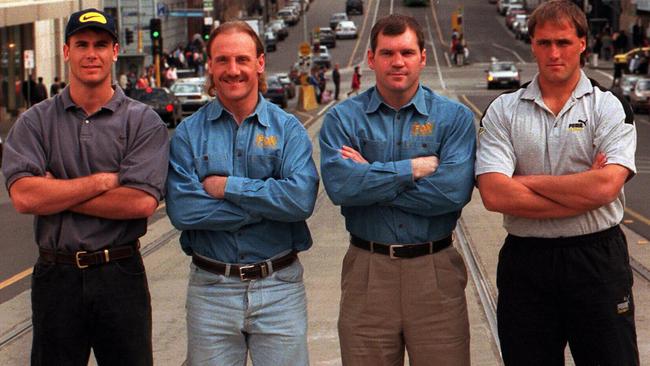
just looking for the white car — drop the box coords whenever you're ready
[170,82,211,115]
[312,45,332,69]
[486,60,521,89]
[335,20,358,39]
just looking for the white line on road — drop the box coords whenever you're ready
[492,42,526,64]
[390,0,394,14]
[347,0,376,68]
[362,0,383,67]
[594,69,613,80]
[425,14,447,90]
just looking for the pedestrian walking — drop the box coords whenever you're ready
[21,74,38,107]
[50,76,61,96]
[320,14,475,366]
[35,77,48,102]
[166,20,319,366]
[476,1,639,365]
[1,8,169,366]
[332,63,341,100]
[347,65,361,96]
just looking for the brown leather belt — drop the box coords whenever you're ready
[192,251,298,281]
[38,241,140,269]
[350,235,452,259]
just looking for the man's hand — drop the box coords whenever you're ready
[203,175,228,199]
[340,146,368,164]
[591,152,607,170]
[411,156,440,180]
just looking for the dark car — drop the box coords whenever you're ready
[346,0,364,15]
[264,76,288,108]
[314,27,336,48]
[276,72,296,99]
[264,31,277,52]
[130,87,183,128]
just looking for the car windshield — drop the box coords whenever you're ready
[491,63,515,72]
[622,77,639,87]
[172,84,201,94]
[132,89,168,102]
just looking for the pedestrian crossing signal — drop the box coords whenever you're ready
[125,28,134,45]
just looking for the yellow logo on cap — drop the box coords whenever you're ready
[79,12,107,24]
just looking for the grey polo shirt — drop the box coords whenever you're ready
[476,71,636,238]
[2,86,169,252]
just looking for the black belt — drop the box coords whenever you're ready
[38,241,140,269]
[350,235,452,259]
[192,251,298,281]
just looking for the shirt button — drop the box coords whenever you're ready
[240,255,245,260]
[237,152,242,157]
[237,232,242,236]
[396,115,400,120]
[84,120,90,124]
[398,224,404,228]
[397,141,401,146]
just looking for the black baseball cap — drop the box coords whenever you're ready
[65,8,118,43]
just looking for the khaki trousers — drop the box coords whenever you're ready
[338,244,470,366]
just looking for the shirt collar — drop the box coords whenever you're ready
[62,85,125,113]
[521,70,592,101]
[205,93,270,127]
[365,84,428,116]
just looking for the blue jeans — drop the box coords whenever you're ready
[186,259,309,366]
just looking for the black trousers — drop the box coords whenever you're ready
[497,226,639,366]
[31,253,153,366]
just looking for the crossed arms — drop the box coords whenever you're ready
[477,153,631,219]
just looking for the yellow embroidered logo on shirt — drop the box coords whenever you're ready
[411,122,434,136]
[256,134,278,148]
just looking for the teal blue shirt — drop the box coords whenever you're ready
[319,85,475,244]
[166,95,319,263]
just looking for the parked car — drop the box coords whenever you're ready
[510,14,528,33]
[130,87,183,128]
[170,82,211,115]
[497,0,524,15]
[268,19,288,40]
[330,12,348,30]
[276,72,296,99]
[629,78,650,112]
[264,31,277,52]
[314,27,336,48]
[335,20,358,39]
[313,45,332,69]
[486,60,521,89]
[619,74,641,100]
[278,8,299,26]
[346,0,364,15]
[263,75,288,108]
[505,6,526,29]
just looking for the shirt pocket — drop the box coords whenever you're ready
[359,138,388,162]
[193,153,231,181]
[401,137,440,160]
[247,153,281,180]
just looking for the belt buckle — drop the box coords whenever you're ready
[239,264,256,281]
[389,245,404,259]
[75,251,88,269]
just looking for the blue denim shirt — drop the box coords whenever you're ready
[319,85,476,244]
[166,95,319,263]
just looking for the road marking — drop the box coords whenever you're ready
[347,0,379,68]
[0,268,32,290]
[425,14,446,90]
[460,94,482,116]
[492,42,526,64]
[304,99,337,129]
[594,69,613,80]
[444,51,451,68]
[390,0,394,14]
[429,1,447,47]
[626,207,650,226]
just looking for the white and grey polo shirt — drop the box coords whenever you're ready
[476,71,637,238]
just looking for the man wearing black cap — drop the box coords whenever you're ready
[1,8,168,366]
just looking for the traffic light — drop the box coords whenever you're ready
[202,24,212,41]
[150,18,161,40]
[125,28,134,45]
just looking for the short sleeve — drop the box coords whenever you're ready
[594,92,637,176]
[475,96,517,177]
[2,113,46,190]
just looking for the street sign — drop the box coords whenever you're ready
[299,42,311,57]
[23,50,34,69]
